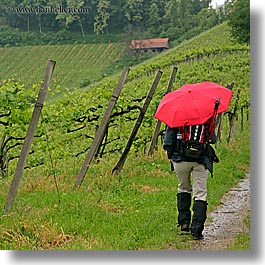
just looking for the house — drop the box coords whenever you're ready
[129,38,169,55]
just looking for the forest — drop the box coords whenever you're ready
[0,0,227,43]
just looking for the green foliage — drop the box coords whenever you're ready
[0,122,250,249]
[0,26,125,47]
[55,0,86,35]
[94,0,111,35]
[0,23,250,177]
[227,0,250,44]
[146,2,161,35]
[0,0,226,47]
[0,22,250,249]
[0,79,37,176]
[0,79,36,132]
[0,42,126,88]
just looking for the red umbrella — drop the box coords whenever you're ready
[154,81,233,127]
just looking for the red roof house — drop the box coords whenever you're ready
[130,38,169,55]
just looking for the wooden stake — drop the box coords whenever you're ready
[3,59,56,213]
[112,70,163,175]
[215,83,234,145]
[148,66,178,156]
[75,67,130,188]
[227,88,241,144]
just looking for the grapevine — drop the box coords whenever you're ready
[0,22,250,178]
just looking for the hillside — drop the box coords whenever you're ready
[0,42,125,88]
[0,22,250,250]
[40,22,249,165]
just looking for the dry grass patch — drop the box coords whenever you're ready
[0,219,71,250]
[97,202,124,214]
[130,183,165,193]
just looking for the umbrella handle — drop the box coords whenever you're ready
[213,98,220,117]
[208,98,220,142]
[214,99,220,111]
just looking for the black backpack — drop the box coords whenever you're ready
[177,124,210,161]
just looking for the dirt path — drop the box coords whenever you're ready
[190,173,250,250]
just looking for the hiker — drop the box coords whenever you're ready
[163,122,219,239]
[154,81,232,239]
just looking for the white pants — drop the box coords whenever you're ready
[172,161,208,201]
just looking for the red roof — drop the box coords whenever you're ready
[130,38,169,50]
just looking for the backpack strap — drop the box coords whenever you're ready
[183,126,188,140]
[204,123,210,144]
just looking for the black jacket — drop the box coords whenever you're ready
[163,126,219,176]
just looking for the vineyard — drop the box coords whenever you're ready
[20,22,249,173]
[0,22,250,250]
[0,42,125,89]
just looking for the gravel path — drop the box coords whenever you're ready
[190,173,250,250]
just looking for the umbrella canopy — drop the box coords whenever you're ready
[154,81,233,127]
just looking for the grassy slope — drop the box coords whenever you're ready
[0,23,250,250]
[0,42,125,89]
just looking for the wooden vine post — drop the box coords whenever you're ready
[112,70,163,175]
[0,134,8,178]
[215,82,234,145]
[3,59,56,213]
[75,67,130,188]
[148,66,178,156]
[227,88,241,144]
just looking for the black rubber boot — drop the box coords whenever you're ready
[177,192,191,231]
[190,200,207,239]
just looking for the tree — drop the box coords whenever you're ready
[17,0,33,32]
[165,0,179,28]
[227,0,250,44]
[197,7,219,31]
[107,0,127,34]
[94,0,111,35]
[146,1,161,35]
[0,0,220,43]
[56,0,86,36]
[213,0,234,23]
[178,0,193,31]
[124,0,144,28]
[17,0,48,33]
[191,0,209,14]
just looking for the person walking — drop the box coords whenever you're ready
[154,81,233,239]
[163,122,219,239]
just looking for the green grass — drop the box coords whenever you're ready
[226,214,250,250]
[0,117,250,250]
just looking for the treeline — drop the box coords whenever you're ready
[0,0,229,46]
